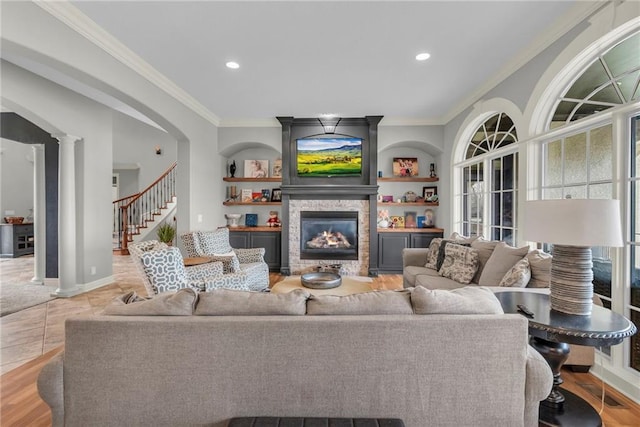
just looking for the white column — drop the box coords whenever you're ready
[31,144,46,284]
[54,134,81,297]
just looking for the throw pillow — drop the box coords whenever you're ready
[195,288,309,315]
[498,258,531,287]
[424,238,443,269]
[411,285,504,315]
[449,232,480,244]
[306,290,413,315]
[478,242,530,286]
[438,244,479,285]
[470,238,501,284]
[103,288,198,316]
[526,249,552,288]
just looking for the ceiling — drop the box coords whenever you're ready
[12,1,601,126]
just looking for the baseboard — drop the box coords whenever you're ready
[80,276,114,293]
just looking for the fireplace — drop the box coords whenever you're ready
[300,211,358,260]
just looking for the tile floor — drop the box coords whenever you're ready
[0,255,146,375]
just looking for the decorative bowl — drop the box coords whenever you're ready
[301,272,342,289]
[4,216,24,224]
[225,213,242,228]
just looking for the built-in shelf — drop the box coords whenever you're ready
[223,177,282,182]
[378,227,444,233]
[377,177,439,182]
[228,226,282,232]
[379,202,439,206]
[223,201,282,206]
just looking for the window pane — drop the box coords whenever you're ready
[589,183,612,199]
[590,124,613,181]
[616,71,640,103]
[565,59,609,99]
[492,158,502,191]
[545,140,563,186]
[564,133,587,184]
[543,188,563,199]
[502,192,514,227]
[590,83,623,104]
[603,32,640,78]
[503,153,516,190]
[563,185,587,199]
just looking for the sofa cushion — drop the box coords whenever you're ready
[470,239,501,284]
[438,244,479,284]
[449,231,480,244]
[478,242,529,286]
[526,249,552,288]
[195,288,309,315]
[415,274,465,290]
[499,258,531,288]
[411,285,504,314]
[403,265,438,287]
[307,290,413,315]
[103,288,198,316]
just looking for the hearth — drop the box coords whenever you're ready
[300,211,358,260]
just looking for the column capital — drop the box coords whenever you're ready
[32,144,45,153]
[52,133,82,144]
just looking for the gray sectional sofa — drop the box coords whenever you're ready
[38,287,552,427]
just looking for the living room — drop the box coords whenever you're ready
[1,1,639,425]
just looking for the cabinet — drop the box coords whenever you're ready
[0,223,35,258]
[377,228,443,273]
[229,227,281,271]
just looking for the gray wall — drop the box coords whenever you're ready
[0,138,34,219]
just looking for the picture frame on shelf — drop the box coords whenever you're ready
[391,215,405,228]
[251,192,263,202]
[381,195,394,203]
[404,211,417,228]
[261,189,270,201]
[272,159,282,178]
[393,157,418,177]
[241,189,253,202]
[423,186,438,200]
[244,160,269,178]
[245,213,258,227]
[417,215,426,228]
[271,188,282,202]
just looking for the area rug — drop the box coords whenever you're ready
[271,275,373,296]
[0,282,58,317]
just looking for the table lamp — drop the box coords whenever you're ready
[524,198,623,315]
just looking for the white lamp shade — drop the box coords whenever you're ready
[523,199,623,247]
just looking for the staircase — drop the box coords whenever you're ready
[113,162,177,254]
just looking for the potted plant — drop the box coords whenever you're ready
[157,223,176,245]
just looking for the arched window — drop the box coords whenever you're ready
[459,113,519,245]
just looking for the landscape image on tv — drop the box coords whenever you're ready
[296,137,362,176]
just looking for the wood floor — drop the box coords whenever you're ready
[1,257,639,426]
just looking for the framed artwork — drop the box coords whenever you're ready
[391,215,405,228]
[251,192,262,202]
[393,157,418,177]
[381,195,394,203]
[272,159,282,178]
[423,186,438,199]
[241,189,253,202]
[244,160,269,178]
[404,211,417,228]
[245,213,258,227]
[424,209,435,227]
[271,188,282,202]
[296,137,362,176]
[417,215,426,228]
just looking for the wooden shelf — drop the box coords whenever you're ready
[379,202,439,207]
[378,227,444,233]
[228,226,282,232]
[223,177,282,182]
[377,177,439,182]
[223,201,282,206]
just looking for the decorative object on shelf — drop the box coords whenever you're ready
[424,209,435,227]
[377,209,390,228]
[245,213,258,227]
[26,208,34,223]
[404,191,417,202]
[296,137,362,177]
[267,211,281,227]
[241,189,252,202]
[423,186,438,200]
[261,189,270,202]
[430,162,437,178]
[404,211,417,228]
[426,194,439,203]
[4,216,24,224]
[393,157,418,177]
[228,185,238,201]
[523,198,623,315]
[229,160,236,178]
[156,223,176,245]
[417,215,425,228]
[391,215,405,228]
[272,158,282,178]
[271,188,282,202]
[244,160,269,178]
[251,192,262,202]
[381,195,393,203]
[225,213,242,228]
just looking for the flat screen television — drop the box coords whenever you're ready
[296,137,362,177]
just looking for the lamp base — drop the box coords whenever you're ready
[550,245,593,315]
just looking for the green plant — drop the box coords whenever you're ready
[156,223,176,244]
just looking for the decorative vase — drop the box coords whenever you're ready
[378,219,389,228]
[229,160,236,178]
[225,213,242,227]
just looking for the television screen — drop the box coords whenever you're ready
[296,137,362,177]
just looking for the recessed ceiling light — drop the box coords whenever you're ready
[226,61,240,69]
[415,52,431,61]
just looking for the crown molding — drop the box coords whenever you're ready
[378,117,443,127]
[440,1,606,125]
[35,1,221,127]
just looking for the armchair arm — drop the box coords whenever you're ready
[234,247,266,264]
[402,248,430,268]
[37,351,65,427]
[525,344,553,403]
[185,261,224,280]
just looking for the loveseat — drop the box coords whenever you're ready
[38,287,552,427]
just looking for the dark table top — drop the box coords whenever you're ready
[495,291,637,347]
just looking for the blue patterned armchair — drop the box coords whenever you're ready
[181,227,270,291]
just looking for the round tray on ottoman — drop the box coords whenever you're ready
[301,272,342,289]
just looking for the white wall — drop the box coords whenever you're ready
[0,138,34,219]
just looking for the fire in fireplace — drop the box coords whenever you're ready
[300,211,358,260]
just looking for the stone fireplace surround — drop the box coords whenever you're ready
[277,116,383,276]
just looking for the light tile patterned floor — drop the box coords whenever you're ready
[0,255,146,375]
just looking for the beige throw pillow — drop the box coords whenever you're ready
[411,285,504,315]
[499,258,531,287]
[195,288,309,315]
[478,243,529,286]
[526,249,552,288]
[307,290,413,315]
[438,244,479,284]
[103,288,198,316]
[424,238,444,269]
[470,239,501,284]
[449,232,480,244]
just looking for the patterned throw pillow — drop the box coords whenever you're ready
[424,238,444,269]
[438,244,480,284]
[499,258,531,287]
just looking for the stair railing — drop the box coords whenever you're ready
[113,162,177,253]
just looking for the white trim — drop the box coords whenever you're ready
[35,1,221,127]
[79,275,115,294]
